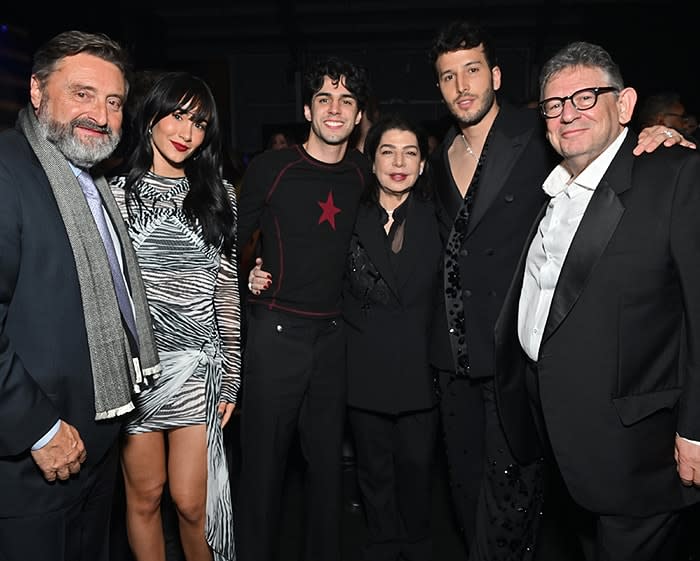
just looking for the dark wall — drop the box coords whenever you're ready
[2,4,695,153]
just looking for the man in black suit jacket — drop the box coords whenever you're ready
[495,41,700,561]
[0,31,159,561]
[428,19,695,561]
[428,21,552,561]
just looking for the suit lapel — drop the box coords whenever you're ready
[433,127,464,230]
[467,111,536,235]
[542,138,635,343]
[354,204,400,298]
[497,202,547,345]
[468,130,528,235]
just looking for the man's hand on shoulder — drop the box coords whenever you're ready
[31,420,87,482]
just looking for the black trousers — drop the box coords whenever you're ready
[236,307,346,561]
[0,441,119,561]
[348,406,438,561]
[523,362,685,561]
[438,372,543,561]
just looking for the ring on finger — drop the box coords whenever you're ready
[664,129,674,138]
[248,281,254,291]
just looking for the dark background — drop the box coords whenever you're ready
[1,1,696,156]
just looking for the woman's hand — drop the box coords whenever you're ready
[634,125,696,155]
[217,402,236,428]
[247,257,272,295]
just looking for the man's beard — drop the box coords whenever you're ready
[36,106,121,169]
[453,87,497,128]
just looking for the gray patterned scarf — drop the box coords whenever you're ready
[17,105,161,419]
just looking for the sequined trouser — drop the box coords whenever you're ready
[439,373,544,561]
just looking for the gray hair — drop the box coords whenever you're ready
[539,41,624,99]
[32,30,131,96]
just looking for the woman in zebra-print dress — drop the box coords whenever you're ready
[109,71,240,561]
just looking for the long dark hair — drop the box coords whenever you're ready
[362,113,433,204]
[121,71,236,258]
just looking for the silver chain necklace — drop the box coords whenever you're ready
[460,134,478,160]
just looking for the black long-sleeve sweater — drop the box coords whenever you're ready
[238,144,370,318]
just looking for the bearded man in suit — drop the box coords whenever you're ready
[0,30,159,561]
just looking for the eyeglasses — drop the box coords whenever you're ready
[539,86,619,119]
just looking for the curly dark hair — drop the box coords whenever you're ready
[302,56,370,111]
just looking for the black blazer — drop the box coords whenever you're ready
[495,132,700,516]
[430,102,555,377]
[343,195,442,414]
[0,129,121,517]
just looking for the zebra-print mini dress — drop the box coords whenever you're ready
[110,172,241,561]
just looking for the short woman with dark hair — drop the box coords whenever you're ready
[344,113,442,561]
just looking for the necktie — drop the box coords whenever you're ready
[77,171,139,348]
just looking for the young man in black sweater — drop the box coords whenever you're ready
[235,56,371,561]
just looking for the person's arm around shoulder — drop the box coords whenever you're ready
[634,125,696,155]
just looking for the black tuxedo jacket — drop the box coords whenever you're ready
[343,195,442,414]
[0,129,121,518]
[495,132,700,516]
[430,102,555,377]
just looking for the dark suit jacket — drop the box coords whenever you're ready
[430,102,555,377]
[495,132,700,516]
[343,195,442,414]
[0,128,121,517]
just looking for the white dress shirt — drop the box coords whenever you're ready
[518,129,628,361]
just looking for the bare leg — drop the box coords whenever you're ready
[121,432,168,561]
[168,424,212,561]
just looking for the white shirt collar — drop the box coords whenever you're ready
[542,127,629,197]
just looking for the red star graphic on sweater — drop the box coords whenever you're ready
[317,191,341,230]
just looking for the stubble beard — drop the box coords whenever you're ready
[36,103,121,169]
[451,87,497,129]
